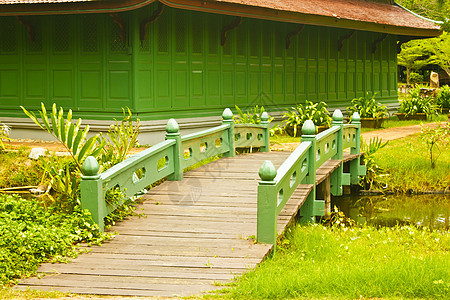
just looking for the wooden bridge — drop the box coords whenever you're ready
[17,109,365,297]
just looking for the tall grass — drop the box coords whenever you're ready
[220,225,450,299]
[373,134,450,193]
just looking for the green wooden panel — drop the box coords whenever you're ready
[137,70,152,104]
[107,70,131,109]
[79,69,102,109]
[24,69,47,108]
[0,69,19,99]
[52,68,74,108]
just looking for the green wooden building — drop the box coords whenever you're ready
[0,0,441,141]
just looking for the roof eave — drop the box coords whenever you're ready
[0,0,442,38]
[160,0,442,37]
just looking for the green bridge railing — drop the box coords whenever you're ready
[256,109,366,245]
[80,108,270,231]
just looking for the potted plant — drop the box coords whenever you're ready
[346,92,388,128]
[282,100,332,137]
[394,84,438,120]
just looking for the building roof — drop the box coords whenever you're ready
[0,0,442,37]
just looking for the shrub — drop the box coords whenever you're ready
[282,100,331,136]
[437,85,450,110]
[346,92,388,120]
[399,84,438,117]
[0,194,109,285]
[233,105,273,124]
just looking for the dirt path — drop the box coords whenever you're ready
[273,122,447,151]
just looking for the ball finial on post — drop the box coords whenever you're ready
[332,109,344,122]
[302,120,316,136]
[259,160,277,182]
[222,108,233,121]
[261,111,269,122]
[166,118,179,134]
[351,112,361,123]
[82,156,100,177]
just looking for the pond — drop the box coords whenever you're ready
[333,193,450,231]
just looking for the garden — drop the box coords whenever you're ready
[2,87,449,298]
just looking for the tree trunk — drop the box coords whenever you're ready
[406,67,411,85]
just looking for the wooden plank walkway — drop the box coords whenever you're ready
[17,151,358,297]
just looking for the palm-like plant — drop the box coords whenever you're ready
[346,92,388,120]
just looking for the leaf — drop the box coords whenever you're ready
[20,106,45,131]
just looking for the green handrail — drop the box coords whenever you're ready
[256,109,365,245]
[80,108,270,231]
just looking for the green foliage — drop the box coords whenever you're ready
[427,31,450,78]
[399,84,438,116]
[408,71,424,84]
[346,92,388,120]
[282,100,332,137]
[21,103,105,171]
[222,224,450,299]
[361,137,388,190]
[397,0,450,27]
[373,133,450,193]
[233,105,273,124]
[0,194,110,285]
[419,123,450,169]
[0,150,45,189]
[99,108,141,171]
[398,39,434,85]
[0,123,11,151]
[437,85,450,109]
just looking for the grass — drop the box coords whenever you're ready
[217,224,450,299]
[373,133,450,193]
[0,148,45,189]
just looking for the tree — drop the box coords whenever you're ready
[398,40,433,84]
[427,32,450,77]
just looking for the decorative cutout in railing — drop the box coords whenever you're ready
[80,108,270,231]
[256,109,366,245]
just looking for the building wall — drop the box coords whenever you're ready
[0,3,398,121]
[0,13,133,120]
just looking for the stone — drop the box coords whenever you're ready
[28,147,47,160]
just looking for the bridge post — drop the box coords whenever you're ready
[165,118,183,181]
[299,120,316,224]
[80,156,105,231]
[222,108,235,157]
[350,112,364,184]
[257,160,277,244]
[330,109,344,196]
[260,112,270,152]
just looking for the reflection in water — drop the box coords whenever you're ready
[333,194,450,230]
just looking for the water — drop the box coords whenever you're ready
[333,194,450,230]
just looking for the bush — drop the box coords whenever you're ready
[437,85,450,110]
[399,84,438,117]
[0,194,109,285]
[409,71,424,84]
[282,100,331,136]
[346,92,388,120]
[233,105,273,124]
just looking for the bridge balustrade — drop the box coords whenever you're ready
[80,108,270,231]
